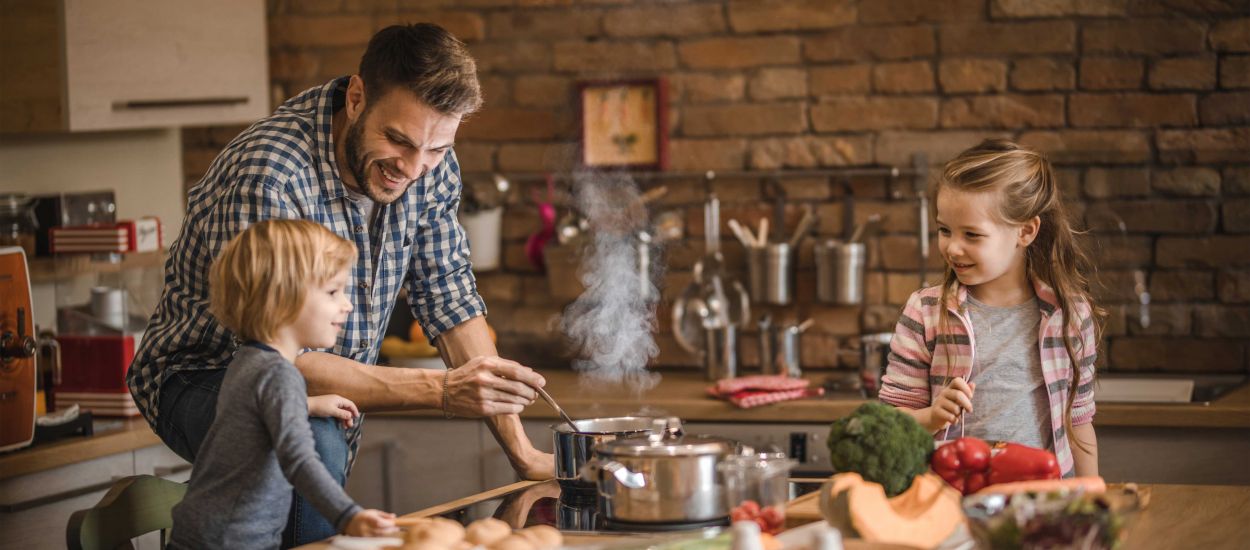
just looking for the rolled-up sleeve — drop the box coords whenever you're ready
[406,150,487,341]
[879,292,934,410]
[1070,305,1099,426]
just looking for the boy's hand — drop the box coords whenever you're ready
[345,509,397,537]
[308,394,360,429]
[923,379,976,432]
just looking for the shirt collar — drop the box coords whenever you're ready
[948,277,1061,317]
[315,76,352,204]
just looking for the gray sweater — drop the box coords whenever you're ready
[169,344,361,549]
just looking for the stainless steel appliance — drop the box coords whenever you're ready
[552,416,658,494]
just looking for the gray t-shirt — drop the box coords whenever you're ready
[169,344,361,549]
[960,295,1052,451]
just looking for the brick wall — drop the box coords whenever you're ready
[184,0,1250,374]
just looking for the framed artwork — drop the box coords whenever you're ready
[578,78,668,170]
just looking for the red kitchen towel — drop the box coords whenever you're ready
[706,375,825,409]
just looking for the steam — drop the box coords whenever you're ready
[560,173,662,393]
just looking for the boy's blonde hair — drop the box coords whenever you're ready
[209,219,357,342]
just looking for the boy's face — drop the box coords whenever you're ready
[294,267,353,350]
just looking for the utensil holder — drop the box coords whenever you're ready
[746,243,793,306]
[815,240,866,305]
[460,206,502,272]
[703,325,739,381]
[758,325,801,378]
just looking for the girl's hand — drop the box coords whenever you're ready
[307,394,359,429]
[922,379,976,432]
[345,509,397,537]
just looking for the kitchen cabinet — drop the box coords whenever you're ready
[0,443,190,549]
[0,0,268,134]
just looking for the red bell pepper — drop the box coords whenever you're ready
[931,437,992,495]
[987,443,1061,485]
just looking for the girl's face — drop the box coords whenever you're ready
[294,267,353,350]
[936,188,1038,296]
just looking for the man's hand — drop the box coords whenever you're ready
[444,356,546,417]
[307,394,360,429]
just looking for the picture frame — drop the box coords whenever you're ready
[577,78,668,170]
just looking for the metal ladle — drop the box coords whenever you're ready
[536,385,579,433]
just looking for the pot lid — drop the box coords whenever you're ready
[595,434,738,457]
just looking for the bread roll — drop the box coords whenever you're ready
[517,525,563,549]
[465,517,512,546]
[489,534,536,550]
[406,517,465,545]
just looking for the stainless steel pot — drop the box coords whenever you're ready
[584,418,740,524]
[552,416,665,493]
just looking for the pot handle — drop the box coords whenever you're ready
[582,458,647,495]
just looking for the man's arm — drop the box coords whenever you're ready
[437,316,555,481]
[295,352,441,411]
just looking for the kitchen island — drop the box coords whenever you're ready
[295,478,1250,549]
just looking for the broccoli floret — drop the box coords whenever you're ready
[827,401,934,497]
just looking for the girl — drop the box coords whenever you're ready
[879,139,1101,478]
[170,220,396,549]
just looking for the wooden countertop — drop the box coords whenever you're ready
[295,480,1250,550]
[385,368,1250,429]
[0,418,159,481]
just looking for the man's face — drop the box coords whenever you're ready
[342,84,462,204]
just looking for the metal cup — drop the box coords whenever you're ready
[760,324,802,378]
[747,243,793,305]
[859,332,893,399]
[703,325,738,381]
[815,240,866,305]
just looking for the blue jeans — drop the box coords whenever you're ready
[156,369,348,548]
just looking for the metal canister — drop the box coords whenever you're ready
[703,325,738,381]
[815,240,866,305]
[859,332,893,398]
[746,243,793,305]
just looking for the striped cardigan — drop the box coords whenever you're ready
[879,279,1098,478]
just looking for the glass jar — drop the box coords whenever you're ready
[719,452,797,535]
[0,193,38,257]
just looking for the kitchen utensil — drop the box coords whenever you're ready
[858,332,893,399]
[536,386,578,434]
[814,239,867,305]
[552,416,661,494]
[787,208,815,250]
[757,315,775,375]
[651,210,684,243]
[585,418,740,524]
[727,219,756,248]
[672,197,751,376]
[746,242,794,306]
[0,246,37,451]
[720,452,798,535]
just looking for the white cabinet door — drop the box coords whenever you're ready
[61,0,268,131]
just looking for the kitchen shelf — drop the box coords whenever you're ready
[28,250,167,284]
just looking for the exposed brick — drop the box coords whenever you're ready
[475,272,523,304]
[859,0,986,23]
[497,142,577,172]
[458,108,561,141]
[877,235,947,270]
[1127,305,1193,336]
[939,59,1008,94]
[452,143,496,172]
[1157,236,1250,267]
[940,95,1066,128]
[1011,58,1076,91]
[668,138,749,171]
[674,73,745,103]
[1194,305,1250,338]
[269,51,320,81]
[1069,93,1196,127]
[1093,270,1141,303]
[873,61,935,94]
[1226,198,1250,232]
[1086,200,1217,234]
[513,75,570,108]
[679,36,801,69]
[811,97,938,132]
[1211,18,1250,52]
[804,26,935,62]
[1079,233,1153,268]
[487,10,600,39]
[728,0,856,32]
[990,0,1129,17]
[1103,305,1128,337]
[863,304,904,333]
[479,75,510,108]
[1228,167,1250,195]
[1218,270,1250,303]
[1151,270,1217,302]
[855,201,926,234]
[1083,18,1207,54]
[1199,92,1250,125]
[1078,58,1143,90]
[1019,130,1151,163]
[810,65,872,95]
[1221,56,1250,89]
[773,178,834,201]
[503,242,539,272]
[1110,338,1245,372]
[886,273,923,305]
[748,136,874,169]
[748,68,809,101]
[269,15,374,47]
[683,103,806,136]
[379,12,487,42]
[1084,167,1151,198]
[603,3,726,37]
[1149,57,1217,90]
[813,203,846,237]
[941,22,1077,55]
[1152,167,1221,197]
[470,41,551,73]
[807,305,864,336]
[1157,128,1250,163]
[875,130,1013,165]
[801,333,843,367]
[553,40,676,72]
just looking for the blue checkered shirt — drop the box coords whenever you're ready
[127,77,486,430]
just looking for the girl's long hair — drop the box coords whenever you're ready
[934,139,1104,452]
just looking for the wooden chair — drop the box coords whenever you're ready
[66,475,187,550]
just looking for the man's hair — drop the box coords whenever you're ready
[358,23,483,116]
[209,219,356,343]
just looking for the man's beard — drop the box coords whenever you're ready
[343,113,409,205]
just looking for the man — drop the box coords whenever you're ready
[128,23,554,547]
